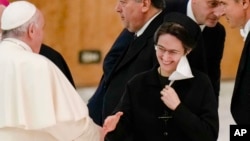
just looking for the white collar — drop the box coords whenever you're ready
[240,20,250,41]
[2,38,33,52]
[187,0,205,31]
[135,10,162,37]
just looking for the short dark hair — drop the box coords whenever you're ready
[154,21,200,53]
[135,0,165,9]
[154,12,202,52]
[151,0,166,9]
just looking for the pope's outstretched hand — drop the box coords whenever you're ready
[102,111,123,137]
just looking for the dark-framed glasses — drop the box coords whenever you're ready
[155,44,181,56]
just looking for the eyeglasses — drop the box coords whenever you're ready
[155,44,182,56]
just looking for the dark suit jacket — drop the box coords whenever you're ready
[103,29,134,79]
[101,11,164,121]
[231,34,250,124]
[107,67,218,141]
[87,29,134,124]
[165,0,226,100]
[39,44,75,87]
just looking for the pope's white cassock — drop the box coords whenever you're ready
[0,38,101,141]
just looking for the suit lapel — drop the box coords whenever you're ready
[116,36,147,68]
[234,34,250,90]
[113,11,164,74]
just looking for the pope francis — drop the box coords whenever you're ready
[0,1,121,141]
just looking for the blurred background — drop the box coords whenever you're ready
[10,0,243,87]
[10,0,241,140]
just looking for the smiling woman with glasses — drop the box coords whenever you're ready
[105,13,219,141]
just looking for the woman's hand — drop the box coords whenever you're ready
[160,85,181,110]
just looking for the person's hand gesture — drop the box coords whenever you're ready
[102,111,123,137]
[160,85,181,110]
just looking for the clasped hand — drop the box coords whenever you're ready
[160,85,181,110]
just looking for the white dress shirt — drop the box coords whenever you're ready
[240,20,250,41]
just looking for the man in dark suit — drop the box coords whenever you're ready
[40,44,75,88]
[165,0,226,103]
[219,0,250,124]
[88,0,166,125]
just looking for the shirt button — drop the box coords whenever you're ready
[163,132,168,136]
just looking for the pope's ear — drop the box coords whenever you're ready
[27,23,36,39]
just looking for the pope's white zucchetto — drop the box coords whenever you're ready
[1,1,36,30]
